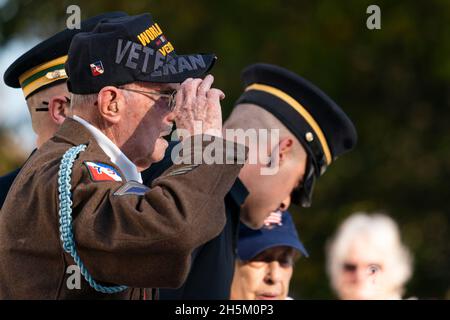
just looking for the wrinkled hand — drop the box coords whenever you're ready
[174,74,224,138]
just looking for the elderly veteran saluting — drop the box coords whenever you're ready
[0,13,245,299]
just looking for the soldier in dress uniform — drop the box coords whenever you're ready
[143,63,358,299]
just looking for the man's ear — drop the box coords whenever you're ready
[97,86,124,124]
[48,95,70,125]
[264,137,294,169]
[269,137,294,166]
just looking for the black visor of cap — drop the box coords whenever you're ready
[66,13,216,94]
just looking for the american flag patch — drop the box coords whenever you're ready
[263,211,283,229]
[155,35,167,46]
[84,161,123,182]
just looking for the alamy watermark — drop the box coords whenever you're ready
[366,5,381,30]
[66,5,81,30]
[66,265,81,290]
[169,122,281,175]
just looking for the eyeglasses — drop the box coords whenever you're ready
[247,247,299,269]
[249,257,295,269]
[119,87,177,111]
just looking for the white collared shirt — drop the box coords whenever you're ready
[72,115,143,183]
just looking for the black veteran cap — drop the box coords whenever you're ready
[235,63,357,207]
[66,13,217,94]
[3,12,128,99]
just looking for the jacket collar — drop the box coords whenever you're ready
[54,117,142,183]
[54,117,93,147]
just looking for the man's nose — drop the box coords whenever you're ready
[279,195,291,212]
[265,262,283,284]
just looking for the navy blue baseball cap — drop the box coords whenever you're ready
[4,11,128,98]
[237,212,309,261]
[66,13,217,94]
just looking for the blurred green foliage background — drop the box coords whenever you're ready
[0,0,449,299]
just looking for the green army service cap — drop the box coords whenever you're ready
[3,12,128,99]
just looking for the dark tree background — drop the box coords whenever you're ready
[0,0,448,299]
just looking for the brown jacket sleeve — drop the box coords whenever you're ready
[69,135,245,288]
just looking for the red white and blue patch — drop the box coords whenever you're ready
[90,61,104,76]
[155,35,167,46]
[84,161,123,182]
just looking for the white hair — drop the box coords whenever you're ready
[69,83,138,114]
[69,93,97,112]
[326,212,413,296]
